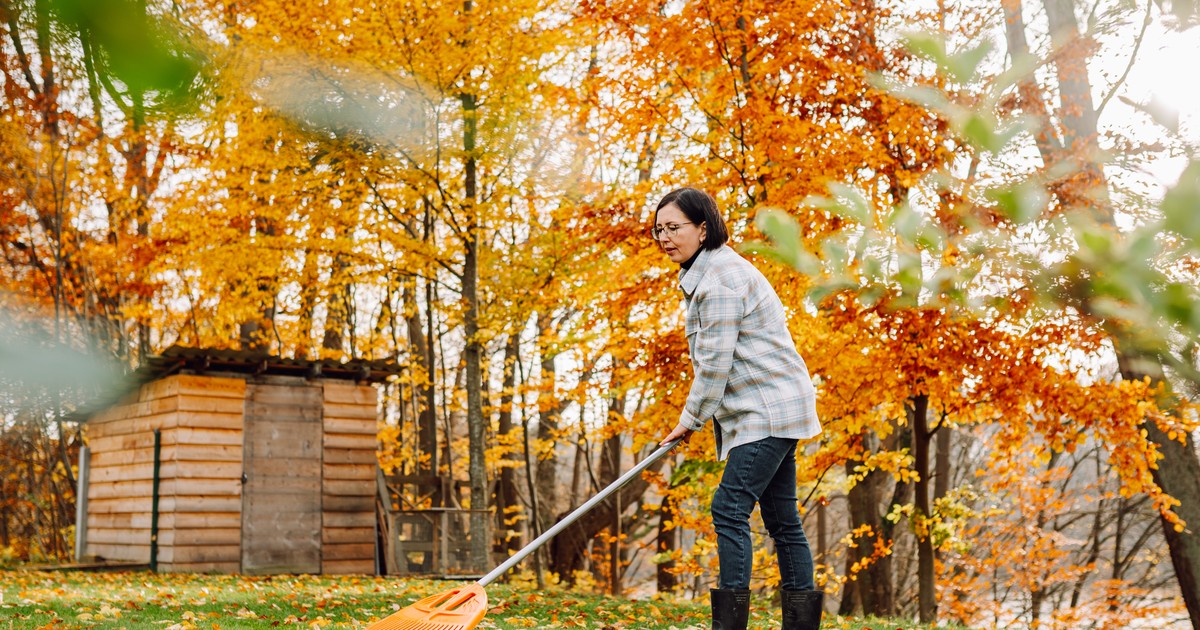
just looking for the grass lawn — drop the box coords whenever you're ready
[0,570,968,629]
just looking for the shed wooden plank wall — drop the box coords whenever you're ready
[321,382,378,574]
[86,375,245,572]
[157,376,245,572]
[86,388,173,563]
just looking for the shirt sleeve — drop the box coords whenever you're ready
[679,283,744,431]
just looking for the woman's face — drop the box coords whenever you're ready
[655,203,706,264]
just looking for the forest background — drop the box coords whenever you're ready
[2,0,1200,628]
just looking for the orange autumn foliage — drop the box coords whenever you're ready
[0,2,1192,626]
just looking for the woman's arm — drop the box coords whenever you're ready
[678,283,743,431]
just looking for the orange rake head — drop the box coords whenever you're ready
[366,583,489,630]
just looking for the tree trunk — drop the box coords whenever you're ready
[34,0,58,136]
[495,331,523,555]
[934,419,951,502]
[909,394,936,623]
[1029,451,1061,627]
[403,277,439,491]
[130,85,151,360]
[838,547,859,615]
[1000,0,1063,164]
[422,204,440,481]
[1146,421,1200,628]
[460,85,491,569]
[295,247,321,359]
[845,431,898,617]
[1042,0,1110,221]
[1123,361,1200,629]
[600,383,626,594]
[656,493,678,593]
[520,355,546,588]
[535,312,564,530]
[319,254,350,355]
[817,496,828,564]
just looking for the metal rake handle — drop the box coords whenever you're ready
[478,437,684,587]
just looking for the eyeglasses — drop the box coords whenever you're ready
[650,222,694,240]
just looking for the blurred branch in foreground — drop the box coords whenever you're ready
[0,306,124,418]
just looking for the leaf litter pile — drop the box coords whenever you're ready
[0,571,960,629]
[0,571,719,629]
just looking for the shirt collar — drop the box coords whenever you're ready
[678,246,719,298]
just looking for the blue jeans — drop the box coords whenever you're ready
[711,436,815,591]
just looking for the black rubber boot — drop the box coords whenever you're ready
[781,590,824,630]
[710,588,751,630]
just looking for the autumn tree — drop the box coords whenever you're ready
[754,2,1200,626]
[576,0,974,613]
[1,0,202,559]
[5,6,1199,630]
[999,0,1200,624]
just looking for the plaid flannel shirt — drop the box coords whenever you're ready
[678,245,821,460]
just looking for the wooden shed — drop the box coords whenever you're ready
[78,346,402,574]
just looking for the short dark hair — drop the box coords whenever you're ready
[654,187,729,250]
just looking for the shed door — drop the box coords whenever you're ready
[241,381,323,574]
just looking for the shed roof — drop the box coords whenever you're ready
[72,345,402,423]
[142,345,404,383]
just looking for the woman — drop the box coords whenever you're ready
[653,187,824,630]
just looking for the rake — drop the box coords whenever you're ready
[366,436,684,630]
